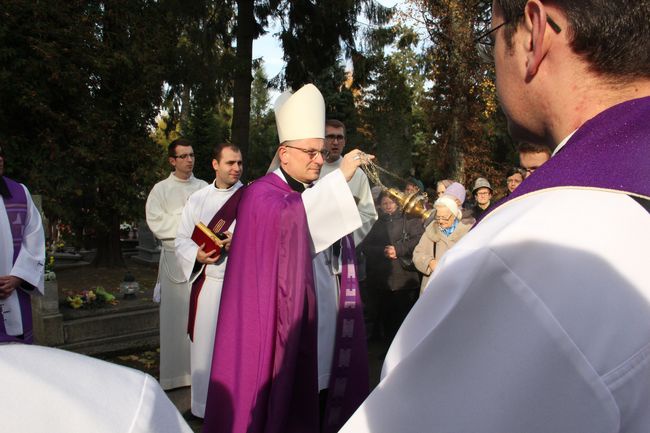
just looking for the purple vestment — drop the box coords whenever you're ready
[203,173,320,433]
[479,96,650,224]
[0,176,33,343]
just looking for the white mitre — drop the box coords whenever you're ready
[267,84,326,173]
[275,83,325,143]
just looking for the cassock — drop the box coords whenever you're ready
[145,172,207,389]
[0,176,45,343]
[1,344,192,433]
[202,167,368,433]
[340,96,650,433]
[314,159,377,390]
[175,180,243,418]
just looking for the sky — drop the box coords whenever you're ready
[252,0,400,85]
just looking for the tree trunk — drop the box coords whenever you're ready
[231,0,255,156]
[93,214,125,267]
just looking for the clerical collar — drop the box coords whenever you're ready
[552,129,577,156]
[279,166,307,192]
[0,176,10,199]
[213,180,241,191]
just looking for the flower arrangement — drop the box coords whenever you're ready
[44,242,57,281]
[65,286,118,309]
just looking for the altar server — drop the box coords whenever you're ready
[175,142,243,418]
[146,138,207,390]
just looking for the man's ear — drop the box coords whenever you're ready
[212,159,219,171]
[524,0,550,80]
[278,146,289,164]
[168,156,177,168]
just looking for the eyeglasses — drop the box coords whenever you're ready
[434,213,454,222]
[325,134,345,142]
[173,153,195,160]
[283,144,330,161]
[475,14,562,63]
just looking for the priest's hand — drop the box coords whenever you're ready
[222,231,233,252]
[196,244,219,265]
[0,275,22,299]
[340,149,375,182]
[428,259,437,273]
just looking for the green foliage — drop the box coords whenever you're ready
[0,0,177,264]
[411,0,516,193]
[247,64,278,181]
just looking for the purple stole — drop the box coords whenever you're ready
[0,176,33,344]
[187,185,244,341]
[323,234,370,433]
[479,96,650,224]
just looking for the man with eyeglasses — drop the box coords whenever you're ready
[203,84,372,433]
[145,137,207,392]
[341,1,650,432]
[0,144,46,344]
[518,142,551,178]
[316,119,378,385]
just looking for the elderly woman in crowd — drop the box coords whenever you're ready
[413,195,471,293]
[506,167,526,194]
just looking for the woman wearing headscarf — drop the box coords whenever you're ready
[413,195,472,293]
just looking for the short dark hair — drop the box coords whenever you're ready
[168,138,192,158]
[326,119,346,135]
[495,0,650,80]
[506,166,525,178]
[213,143,241,161]
[518,142,551,156]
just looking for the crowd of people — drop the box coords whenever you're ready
[1,0,649,432]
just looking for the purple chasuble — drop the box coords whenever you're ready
[478,96,650,224]
[0,176,33,344]
[203,173,319,433]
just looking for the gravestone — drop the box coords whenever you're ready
[30,195,65,346]
[133,219,160,265]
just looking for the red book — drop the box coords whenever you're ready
[191,222,229,258]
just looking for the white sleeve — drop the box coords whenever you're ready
[146,183,181,240]
[174,192,203,282]
[11,185,45,294]
[302,169,362,254]
[350,169,378,245]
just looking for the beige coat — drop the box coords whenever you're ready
[413,220,471,292]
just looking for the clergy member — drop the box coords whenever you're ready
[0,144,45,344]
[145,138,207,390]
[175,142,244,418]
[340,1,650,432]
[314,118,377,400]
[203,84,371,433]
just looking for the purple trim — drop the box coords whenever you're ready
[323,234,369,433]
[1,176,33,344]
[478,96,650,224]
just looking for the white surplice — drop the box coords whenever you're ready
[313,159,377,390]
[340,188,650,433]
[174,180,243,418]
[1,344,192,433]
[145,172,207,390]
[0,182,45,337]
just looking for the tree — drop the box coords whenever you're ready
[408,0,516,192]
[0,0,180,266]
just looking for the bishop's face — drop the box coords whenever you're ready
[279,138,325,183]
